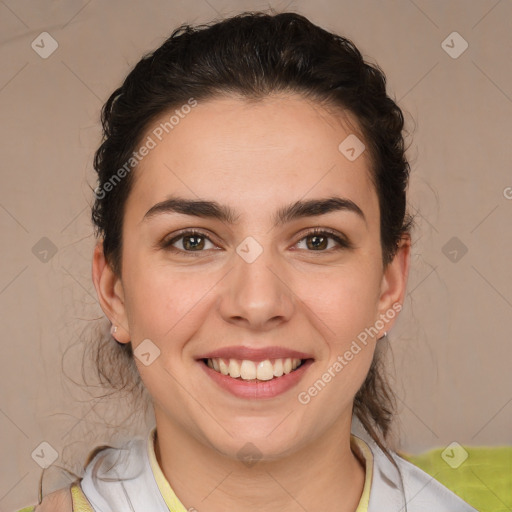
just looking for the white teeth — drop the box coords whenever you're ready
[228,359,241,378]
[218,359,229,375]
[240,360,257,380]
[256,360,274,381]
[273,359,284,377]
[206,357,303,381]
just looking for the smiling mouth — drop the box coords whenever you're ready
[202,357,310,381]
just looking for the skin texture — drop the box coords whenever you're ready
[34,487,72,511]
[92,93,410,512]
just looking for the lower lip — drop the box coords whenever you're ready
[198,359,314,399]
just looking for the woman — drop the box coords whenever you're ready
[21,10,477,512]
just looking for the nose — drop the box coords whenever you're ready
[218,244,294,331]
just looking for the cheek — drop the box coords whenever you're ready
[299,265,382,342]
[121,255,216,343]
[295,270,380,417]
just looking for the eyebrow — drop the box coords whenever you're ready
[142,195,366,227]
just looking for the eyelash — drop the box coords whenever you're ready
[160,228,352,256]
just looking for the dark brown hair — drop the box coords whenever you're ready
[89,9,413,469]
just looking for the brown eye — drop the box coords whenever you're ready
[305,233,329,250]
[295,228,351,252]
[162,230,216,253]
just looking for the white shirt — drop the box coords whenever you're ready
[79,424,478,512]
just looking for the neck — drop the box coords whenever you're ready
[153,407,365,512]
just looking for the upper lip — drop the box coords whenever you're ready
[197,346,314,362]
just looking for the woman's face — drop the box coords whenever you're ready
[93,93,409,460]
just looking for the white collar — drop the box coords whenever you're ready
[80,422,477,512]
[351,420,478,511]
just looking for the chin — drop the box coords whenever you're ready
[205,426,304,463]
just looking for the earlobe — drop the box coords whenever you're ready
[91,241,130,342]
[377,234,411,335]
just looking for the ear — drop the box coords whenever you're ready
[376,234,411,336]
[91,240,130,343]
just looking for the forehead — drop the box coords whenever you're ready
[125,94,379,226]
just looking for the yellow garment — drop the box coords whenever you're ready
[401,445,512,512]
[14,481,93,512]
[147,426,374,512]
[351,435,373,511]
[71,481,95,511]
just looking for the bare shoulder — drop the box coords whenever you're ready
[33,486,72,512]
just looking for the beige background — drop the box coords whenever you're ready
[1,0,511,510]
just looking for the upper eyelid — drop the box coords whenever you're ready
[164,229,217,245]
